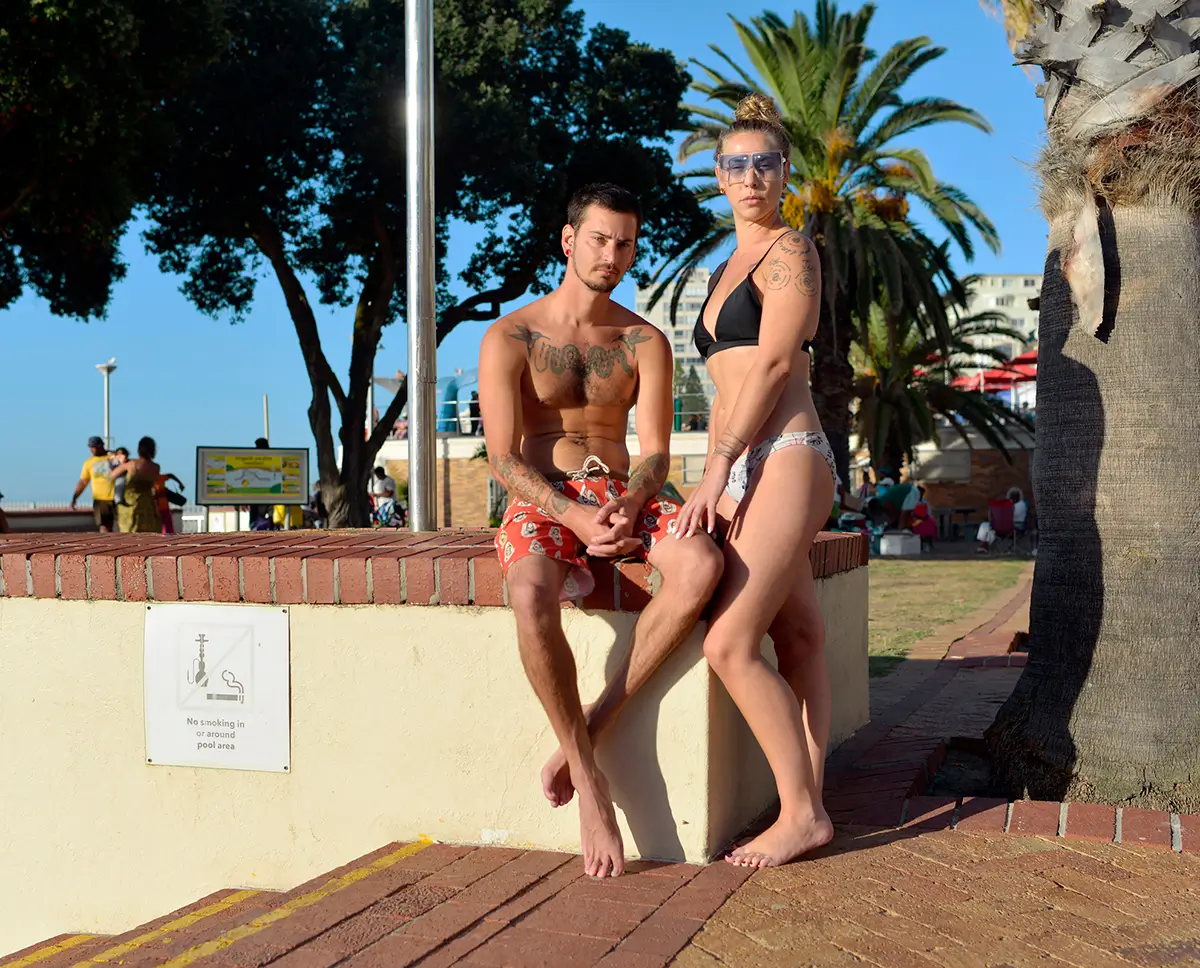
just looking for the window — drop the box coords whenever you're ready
[995,295,1014,308]
[1001,278,1014,288]
[682,455,705,485]
[674,342,686,353]
[1024,278,1037,287]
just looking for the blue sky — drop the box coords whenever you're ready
[1,0,1046,503]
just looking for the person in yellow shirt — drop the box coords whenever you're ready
[71,436,117,532]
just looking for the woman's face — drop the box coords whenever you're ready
[715,131,788,221]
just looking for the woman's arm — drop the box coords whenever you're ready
[109,460,131,481]
[710,231,821,463]
[705,391,724,468]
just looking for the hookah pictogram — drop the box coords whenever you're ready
[186,633,209,687]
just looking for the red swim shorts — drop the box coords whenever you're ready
[494,476,684,601]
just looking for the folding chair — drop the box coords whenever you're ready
[987,499,1017,554]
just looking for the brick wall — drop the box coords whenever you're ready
[915,449,1034,521]
[0,530,868,611]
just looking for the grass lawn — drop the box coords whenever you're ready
[868,558,1027,677]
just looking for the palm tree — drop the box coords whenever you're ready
[851,301,1034,474]
[981,2,1200,811]
[650,2,999,482]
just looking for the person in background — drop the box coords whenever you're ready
[0,490,10,534]
[111,437,163,533]
[370,465,398,526]
[873,470,919,530]
[71,436,117,532]
[910,486,937,551]
[976,486,1029,551]
[248,437,272,530]
[469,391,482,436]
[153,470,186,534]
[110,448,130,529]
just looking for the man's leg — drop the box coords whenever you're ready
[542,532,723,806]
[507,554,625,878]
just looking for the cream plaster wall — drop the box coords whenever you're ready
[0,573,867,954]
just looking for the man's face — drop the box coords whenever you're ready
[564,205,638,294]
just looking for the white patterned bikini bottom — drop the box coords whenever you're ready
[725,431,840,504]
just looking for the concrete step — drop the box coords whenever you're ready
[4,841,747,968]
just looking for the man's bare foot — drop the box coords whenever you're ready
[577,771,624,878]
[725,808,833,869]
[540,746,574,807]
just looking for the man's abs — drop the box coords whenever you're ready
[521,429,631,482]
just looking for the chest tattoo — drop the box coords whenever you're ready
[510,325,651,379]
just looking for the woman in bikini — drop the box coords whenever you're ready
[676,94,837,868]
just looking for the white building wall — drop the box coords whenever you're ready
[962,272,1042,371]
[635,269,716,416]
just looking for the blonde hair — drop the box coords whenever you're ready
[718,93,790,157]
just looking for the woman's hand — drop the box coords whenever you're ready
[676,456,732,539]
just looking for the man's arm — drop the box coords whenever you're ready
[71,464,90,507]
[626,327,673,507]
[478,321,575,525]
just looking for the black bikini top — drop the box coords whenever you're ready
[693,232,814,360]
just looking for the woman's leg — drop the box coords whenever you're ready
[705,444,835,867]
[768,559,830,797]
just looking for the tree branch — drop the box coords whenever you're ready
[436,268,541,344]
[367,375,408,454]
[250,210,348,414]
[0,180,38,228]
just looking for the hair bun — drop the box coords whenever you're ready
[734,93,781,125]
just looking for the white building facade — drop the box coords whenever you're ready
[962,272,1042,369]
[635,269,716,419]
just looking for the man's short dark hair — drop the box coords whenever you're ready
[373,466,386,478]
[567,183,641,232]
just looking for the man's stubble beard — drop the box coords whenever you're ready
[571,252,621,294]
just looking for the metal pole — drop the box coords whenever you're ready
[405,0,437,531]
[103,371,111,449]
[263,394,270,442]
[96,360,117,449]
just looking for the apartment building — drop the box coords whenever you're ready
[635,268,716,413]
[962,272,1042,368]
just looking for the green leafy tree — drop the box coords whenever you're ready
[981,1,1200,809]
[141,0,710,526]
[0,0,225,315]
[851,295,1033,474]
[651,2,998,482]
[681,364,708,430]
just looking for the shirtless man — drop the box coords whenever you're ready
[479,184,725,878]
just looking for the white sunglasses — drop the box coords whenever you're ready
[716,151,786,180]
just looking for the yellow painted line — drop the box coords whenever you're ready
[66,892,260,967]
[159,840,434,968]
[5,936,96,968]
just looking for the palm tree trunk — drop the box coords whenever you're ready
[988,202,1200,811]
[811,287,855,485]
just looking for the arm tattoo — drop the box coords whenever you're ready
[776,232,819,297]
[763,257,792,291]
[488,452,571,519]
[627,452,669,499]
[711,430,747,463]
[508,324,651,379]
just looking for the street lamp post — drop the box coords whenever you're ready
[96,359,118,449]
[405,0,437,532]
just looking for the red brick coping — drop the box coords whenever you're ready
[0,529,867,610]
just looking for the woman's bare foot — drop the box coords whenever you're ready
[726,808,833,869]
[540,746,574,807]
[576,771,624,878]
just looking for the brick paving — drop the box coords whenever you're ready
[9,565,1200,968]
